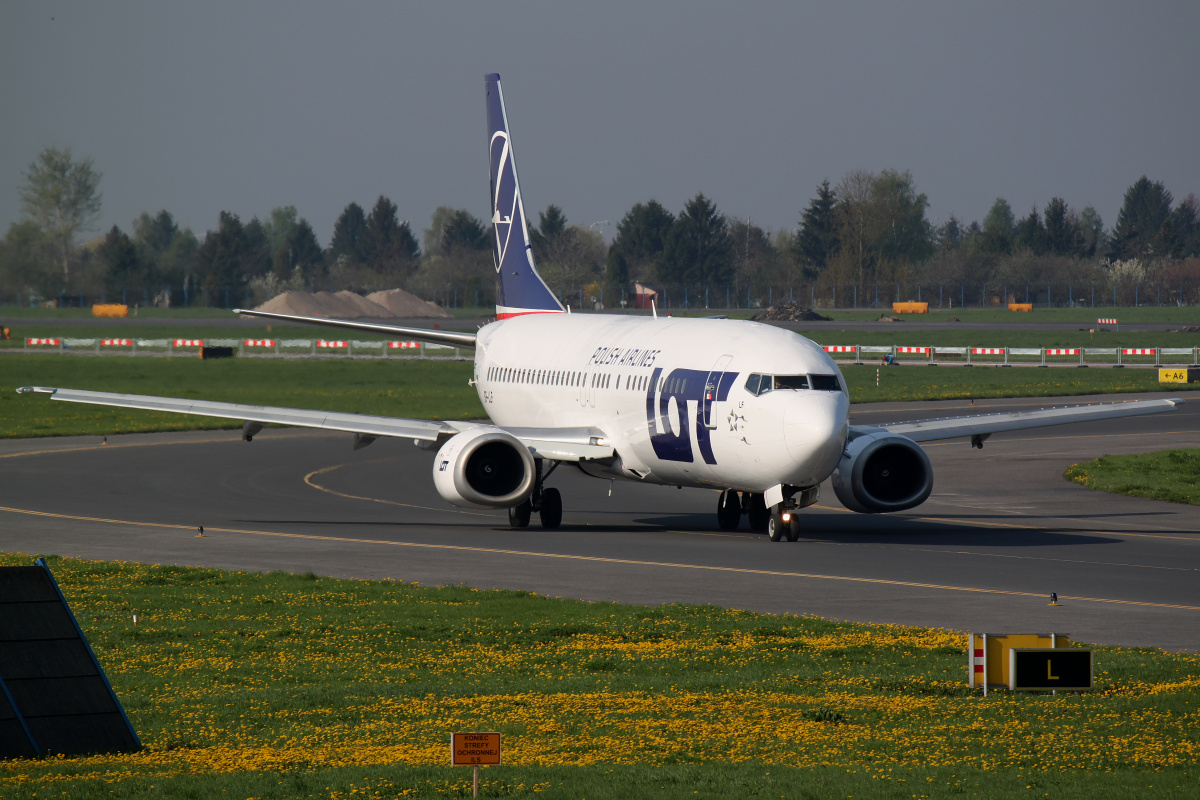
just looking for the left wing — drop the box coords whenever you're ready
[856,397,1183,443]
[15,386,614,461]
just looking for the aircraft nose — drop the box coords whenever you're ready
[783,394,846,471]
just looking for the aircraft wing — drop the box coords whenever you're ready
[856,397,1183,443]
[233,308,478,349]
[15,386,614,462]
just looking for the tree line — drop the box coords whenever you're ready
[3,146,1199,309]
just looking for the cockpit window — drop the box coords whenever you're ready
[745,372,843,396]
[772,375,810,390]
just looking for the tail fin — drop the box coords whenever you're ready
[486,73,564,319]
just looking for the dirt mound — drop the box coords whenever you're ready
[254,289,449,318]
[751,303,832,322]
[876,314,905,322]
[256,291,332,317]
[366,289,451,318]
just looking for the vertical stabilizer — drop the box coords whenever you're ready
[486,73,565,319]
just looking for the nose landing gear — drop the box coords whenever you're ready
[716,486,817,541]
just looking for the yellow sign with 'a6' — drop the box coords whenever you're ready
[1159,368,1197,383]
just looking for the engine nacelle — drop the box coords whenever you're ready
[831,431,933,513]
[432,428,536,509]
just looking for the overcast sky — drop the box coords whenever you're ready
[2,2,1197,249]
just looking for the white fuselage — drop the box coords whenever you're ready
[473,313,850,493]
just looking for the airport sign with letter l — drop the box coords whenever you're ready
[1008,648,1093,691]
[451,732,502,765]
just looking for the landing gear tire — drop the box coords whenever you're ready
[768,508,786,542]
[508,499,532,528]
[716,489,741,531]
[746,493,769,532]
[539,487,562,529]
[785,516,800,542]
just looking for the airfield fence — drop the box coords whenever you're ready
[819,345,1198,368]
[17,338,469,360]
[14,337,1200,368]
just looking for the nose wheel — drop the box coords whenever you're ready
[718,489,802,541]
[767,506,800,542]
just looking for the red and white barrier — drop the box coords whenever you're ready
[388,341,421,349]
[244,339,276,347]
[102,338,133,347]
[1098,318,1118,325]
[26,338,61,346]
[896,346,929,354]
[1046,349,1079,355]
[317,340,349,348]
[972,348,1005,355]
[1122,348,1155,355]
[822,345,855,353]
[173,339,204,347]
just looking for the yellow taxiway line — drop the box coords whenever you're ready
[1,503,1196,613]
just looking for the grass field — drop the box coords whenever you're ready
[0,553,1195,799]
[2,355,1195,439]
[1066,449,1200,506]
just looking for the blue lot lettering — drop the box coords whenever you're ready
[645,367,737,464]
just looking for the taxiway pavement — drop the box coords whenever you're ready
[1,392,1197,651]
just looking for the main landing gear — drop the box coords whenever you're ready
[717,488,814,542]
[508,460,562,530]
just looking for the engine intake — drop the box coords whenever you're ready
[432,428,536,508]
[831,431,932,513]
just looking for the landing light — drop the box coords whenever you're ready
[781,512,792,522]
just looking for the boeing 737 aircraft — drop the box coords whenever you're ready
[20,74,1182,541]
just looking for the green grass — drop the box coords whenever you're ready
[808,328,1200,349]
[4,354,1196,439]
[1066,449,1200,505]
[652,305,1200,324]
[0,305,239,319]
[840,363,1200,403]
[0,553,1195,799]
[0,324,409,349]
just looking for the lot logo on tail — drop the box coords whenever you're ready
[485,73,564,319]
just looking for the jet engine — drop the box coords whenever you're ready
[432,428,536,509]
[831,431,933,513]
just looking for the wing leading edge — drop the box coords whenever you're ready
[232,308,477,349]
[856,397,1183,443]
[15,387,614,462]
